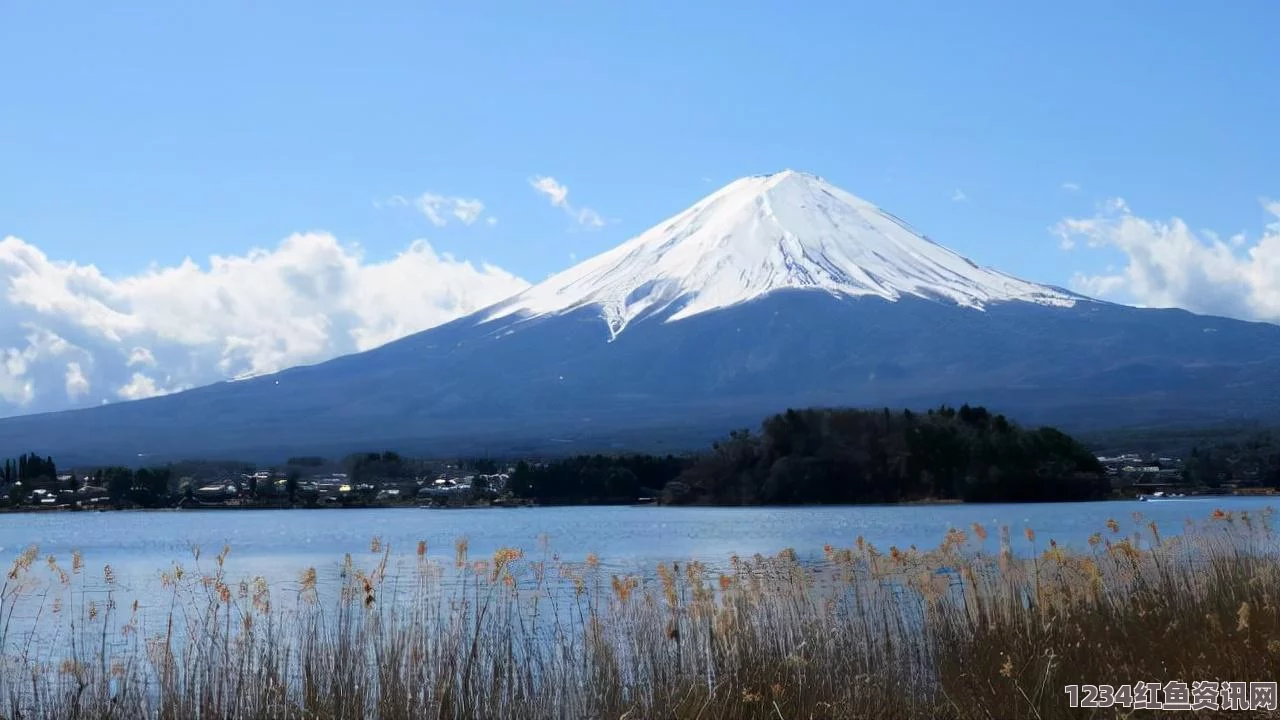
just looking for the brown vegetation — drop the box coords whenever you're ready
[1,509,1277,719]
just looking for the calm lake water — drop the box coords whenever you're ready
[0,498,1274,655]
[2,497,1274,588]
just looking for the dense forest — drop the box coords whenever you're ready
[508,405,1109,505]
[1182,431,1280,487]
[666,405,1108,504]
[508,454,690,504]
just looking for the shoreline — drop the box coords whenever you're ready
[1,492,1271,515]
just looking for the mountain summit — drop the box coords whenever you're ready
[491,170,1076,339]
[2,172,1280,463]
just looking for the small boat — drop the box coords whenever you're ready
[1138,491,1192,501]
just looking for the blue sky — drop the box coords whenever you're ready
[2,2,1279,414]
[5,1,1276,279]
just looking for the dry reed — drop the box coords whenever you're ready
[0,508,1276,719]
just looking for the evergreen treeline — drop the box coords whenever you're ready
[667,405,1108,504]
[2,453,59,486]
[94,467,174,508]
[509,454,691,504]
[508,405,1108,505]
[1,453,174,507]
[346,451,410,484]
[341,451,490,484]
[1183,431,1280,487]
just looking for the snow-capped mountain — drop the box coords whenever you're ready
[3,171,1280,463]
[490,170,1076,339]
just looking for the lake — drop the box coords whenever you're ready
[2,497,1273,591]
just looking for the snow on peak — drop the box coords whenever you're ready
[488,170,1077,339]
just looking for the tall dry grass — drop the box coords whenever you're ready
[1,509,1277,719]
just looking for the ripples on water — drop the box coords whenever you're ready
[1,499,1272,647]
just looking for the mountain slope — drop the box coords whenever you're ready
[1,171,1279,463]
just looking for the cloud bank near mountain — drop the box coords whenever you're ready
[1057,198,1280,324]
[0,233,529,416]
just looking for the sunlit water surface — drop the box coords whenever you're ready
[0,498,1273,653]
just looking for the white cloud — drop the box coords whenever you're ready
[1055,197,1280,323]
[529,175,608,229]
[0,348,35,406]
[388,192,491,227]
[64,362,89,399]
[449,198,485,225]
[951,189,967,203]
[116,372,177,401]
[0,233,530,416]
[1062,182,1081,192]
[127,347,156,368]
[576,208,605,228]
[529,176,569,207]
[0,326,83,407]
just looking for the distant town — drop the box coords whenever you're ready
[4,406,1279,511]
[176,467,523,507]
[4,448,1278,513]
[1095,452,1274,498]
[1,452,535,511]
